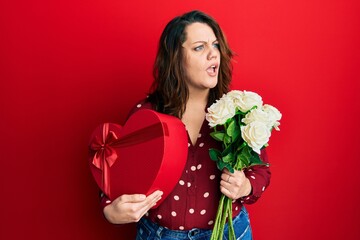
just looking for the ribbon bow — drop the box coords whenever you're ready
[90,123,118,197]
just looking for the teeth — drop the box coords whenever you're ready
[207,65,217,74]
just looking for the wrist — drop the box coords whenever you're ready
[103,203,117,224]
[243,178,252,197]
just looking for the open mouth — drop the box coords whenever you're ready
[207,64,218,75]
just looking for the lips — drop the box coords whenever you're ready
[206,63,219,77]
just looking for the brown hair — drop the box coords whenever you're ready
[147,10,233,118]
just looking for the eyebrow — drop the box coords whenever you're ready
[191,39,218,45]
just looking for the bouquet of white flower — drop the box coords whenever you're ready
[205,90,281,240]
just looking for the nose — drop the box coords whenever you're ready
[207,47,218,60]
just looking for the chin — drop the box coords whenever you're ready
[206,78,218,89]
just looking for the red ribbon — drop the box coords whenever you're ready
[89,122,167,197]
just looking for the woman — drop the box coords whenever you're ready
[101,10,270,240]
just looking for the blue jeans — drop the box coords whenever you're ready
[136,207,252,240]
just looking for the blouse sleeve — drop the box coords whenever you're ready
[241,149,271,204]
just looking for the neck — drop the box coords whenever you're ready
[187,88,209,107]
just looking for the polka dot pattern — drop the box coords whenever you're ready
[129,106,272,230]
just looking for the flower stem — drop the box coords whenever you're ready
[227,198,236,240]
[218,196,229,240]
[210,194,225,240]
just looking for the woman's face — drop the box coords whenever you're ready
[182,22,220,93]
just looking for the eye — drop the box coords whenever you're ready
[213,43,220,49]
[194,45,204,51]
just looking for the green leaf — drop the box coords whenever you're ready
[235,150,250,170]
[236,142,247,152]
[210,131,225,142]
[226,119,236,137]
[224,134,232,144]
[234,158,245,170]
[222,152,234,163]
[222,144,233,156]
[217,160,234,173]
[209,148,222,162]
[216,159,226,171]
[249,152,266,167]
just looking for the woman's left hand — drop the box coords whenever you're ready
[220,169,252,200]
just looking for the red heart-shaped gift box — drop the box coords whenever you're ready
[88,109,188,207]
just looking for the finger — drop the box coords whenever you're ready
[223,168,231,174]
[221,172,231,182]
[220,185,236,200]
[118,190,163,204]
[137,192,163,217]
[118,194,147,203]
[133,190,163,210]
[220,179,235,192]
[232,169,244,178]
[147,190,164,200]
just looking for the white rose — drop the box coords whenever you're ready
[227,90,263,113]
[206,96,236,127]
[262,104,282,130]
[241,121,271,154]
[242,108,270,126]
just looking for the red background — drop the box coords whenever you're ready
[1,0,360,239]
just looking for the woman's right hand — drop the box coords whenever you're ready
[103,190,163,224]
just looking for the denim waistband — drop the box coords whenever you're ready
[137,217,212,239]
[136,206,251,240]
